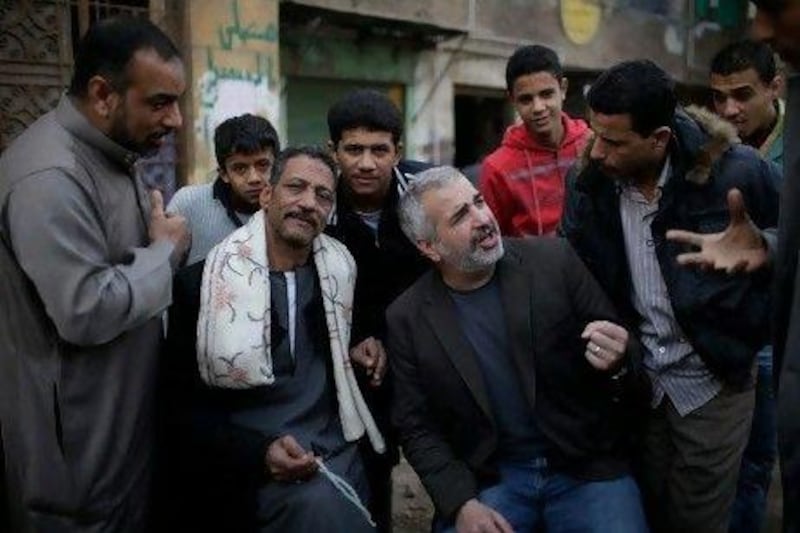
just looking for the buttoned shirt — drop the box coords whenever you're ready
[618,158,722,415]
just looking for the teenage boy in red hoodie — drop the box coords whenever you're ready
[480,44,590,236]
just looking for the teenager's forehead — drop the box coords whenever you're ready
[339,127,396,144]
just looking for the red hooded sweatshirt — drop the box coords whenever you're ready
[479,113,590,236]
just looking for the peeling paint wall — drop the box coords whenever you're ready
[171,0,748,178]
[407,50,455,165]
[186,0,280,184]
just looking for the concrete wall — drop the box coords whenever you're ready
[288,0,741,83]
[285,0,471,31]
[177,0,746,176]
[463,0,738,83]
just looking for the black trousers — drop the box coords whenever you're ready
[0,427,8,533]
[362,446,394,533]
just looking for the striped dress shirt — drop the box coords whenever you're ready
[618,158,722,416]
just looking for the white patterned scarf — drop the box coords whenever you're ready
[196,210,385,453]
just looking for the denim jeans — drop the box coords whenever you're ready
[435,458,648,533]
[729,346,777,533]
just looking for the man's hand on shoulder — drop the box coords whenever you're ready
[349,336,387,387]
[149,189,190,263]
[666,188,767,274]
[455,499,513,533]
[582,320,628,371]
[265,435,318,483]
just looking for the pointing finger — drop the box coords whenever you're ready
[150,189,165,217]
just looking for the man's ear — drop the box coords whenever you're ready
[259,183,273,210]
[86,75,119,120]
[327,139,338,162]
[394,141,403,166]
[651,126,672,150]
[769,74,784,99]
[416,239,441,264]
[560,77,569,101]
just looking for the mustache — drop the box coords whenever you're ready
[471,224,497,244]
[285,210,318,227]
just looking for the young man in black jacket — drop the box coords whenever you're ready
[324,89,431,532]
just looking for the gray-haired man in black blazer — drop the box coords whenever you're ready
[386,166,650,533]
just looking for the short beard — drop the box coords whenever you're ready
[108,110,159,157]
[435,237,504,273]
[279,229,315,250]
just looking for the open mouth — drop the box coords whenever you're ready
[147,131,170,147]
[474,227,499,249]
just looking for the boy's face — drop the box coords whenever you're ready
[509,71,567,143]
[331,127,401,207]
[220,148,275,211]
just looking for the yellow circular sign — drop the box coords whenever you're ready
[561,0,602,45]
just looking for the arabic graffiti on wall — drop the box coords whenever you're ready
[196,47,279,147]
[216,0,277,50]
[192,0,280,177]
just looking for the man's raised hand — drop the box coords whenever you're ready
[666,188,767,274]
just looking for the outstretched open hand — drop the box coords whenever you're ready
[666,188,767,274]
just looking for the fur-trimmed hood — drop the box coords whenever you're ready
[575,105,741,186]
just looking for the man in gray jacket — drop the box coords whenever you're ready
[0,16,188,531]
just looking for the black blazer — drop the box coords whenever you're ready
[560,110,779,387]
[386,238,649,520]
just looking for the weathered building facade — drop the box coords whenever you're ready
[1,0,749,187]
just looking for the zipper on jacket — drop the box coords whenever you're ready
[53,383,65,457]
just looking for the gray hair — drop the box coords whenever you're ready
[398,166,466,242]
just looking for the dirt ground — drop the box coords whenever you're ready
[391,457,434,533]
